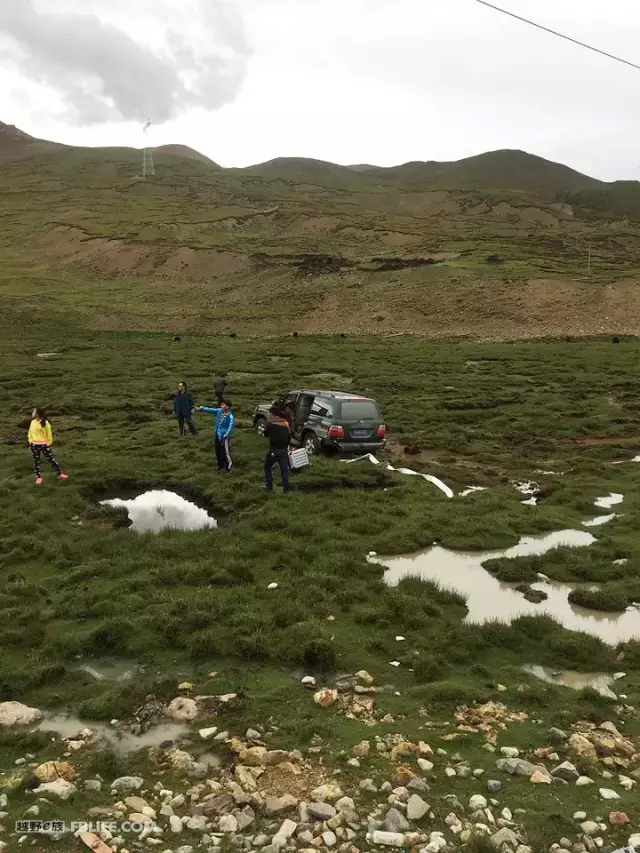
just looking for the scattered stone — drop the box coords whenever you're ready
[34,761,75,783]
[199,727,218,740]
[220,815,238,833]
[576,777,594,787]
[497,758,539,776]
[314,689,338,708]
[628,834,640,849]
[573,812,587,821]
[170,815,183,834]
[310,783,343,802]
[33,778,76,800]
[406,795,430,820]
[236,805,256,831]
[609,812,629,825]
[407,778,428,793]
[186,815,208,832]
[265,795,298,816]
[307,802,336,821]
[599,789,620,801]
[382,808,410,833]
[418,759,434,772]
[124,796,148,812]
[322,830,337,847]
[487,780,501,793]
[111,775,145,793]
[549,728,568,741]
[335,796,355,812]
[551,761,580,782]
[491,828,519,849]
[0,701,43,727]
[530,771,552,785]
[569,734,597,761]
[84,779,101,792]
[301,676,316,688]
[580,822,600,837]
[167,697,198,722]
[469,795,488,810]
[352,740,370,758]
[500,747,520,758]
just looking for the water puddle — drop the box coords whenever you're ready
[342,454,453,498]
[522,664,617,699]
[100,490,217,533]
[73,659,141,682]
[583,514,617,528]
[595,494,624,509]
[37,715,190,755]
[375,530,640,644]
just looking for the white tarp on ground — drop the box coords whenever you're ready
[341,454,454,498]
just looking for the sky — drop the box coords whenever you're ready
[1,0,640,180]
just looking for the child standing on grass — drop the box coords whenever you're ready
[197,400,235,472]
[28,408,68,485]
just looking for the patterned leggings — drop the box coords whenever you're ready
[30,444,61,477]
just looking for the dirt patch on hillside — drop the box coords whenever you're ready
[32,226,248,280]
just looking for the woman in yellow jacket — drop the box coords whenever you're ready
[28,408,68,485]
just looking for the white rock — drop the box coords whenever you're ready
[628,834,640,849]
[599,788,620,801]
[186,815,208,832]
[170,815,183,834]
[199,726,218,740]
[406,795,429,821]
[445,767,456,778]
[0,702,43,728]
[418,759,434,772]
[166,697,198,722]
[500,747,520,758]
[389,661,401,667]
[395,636,406,642]
[219,815,238,833]
[469,795,488,811]
[34,779,76,801]
[301,676,316,687]
[573,812,587,821]
[576,777,594,787]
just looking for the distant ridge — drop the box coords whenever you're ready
[348,150,600,195]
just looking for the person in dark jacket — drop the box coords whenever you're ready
[263,404,291,493]
[173,381,198,437]
[215,374,228,405]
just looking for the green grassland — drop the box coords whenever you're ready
[2,133,640,851]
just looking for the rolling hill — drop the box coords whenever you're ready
[3,121,640,337]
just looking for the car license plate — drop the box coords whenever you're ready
[353,429,369,437]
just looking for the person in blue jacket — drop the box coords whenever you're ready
[198,400,235,472]
[173,381,198,437]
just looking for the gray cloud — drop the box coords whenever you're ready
[0,0,250,125]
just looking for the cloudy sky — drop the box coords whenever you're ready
[1,0,640,180]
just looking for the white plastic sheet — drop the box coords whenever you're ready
[342,454,454,498]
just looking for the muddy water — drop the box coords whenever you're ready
[522,664,617,699]
[101,490,217,533]
[37,715,190,754]
[376,530,640,644]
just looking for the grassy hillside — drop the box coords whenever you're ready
[4,124,640,336]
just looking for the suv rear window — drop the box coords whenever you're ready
[339,400,380,421]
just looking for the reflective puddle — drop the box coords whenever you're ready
[583,514,617,528]
[37,715,190,754]
[522,664,617,699]
[74,659,141,682]
[376,530,640,644]
[101,490,217,533]
[595,494,624,509]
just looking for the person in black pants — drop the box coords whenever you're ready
[173,381,198,437]
[263,404,291,493]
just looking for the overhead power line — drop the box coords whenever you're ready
[475,0,640,73]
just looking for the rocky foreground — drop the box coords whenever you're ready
[0,675,639,853]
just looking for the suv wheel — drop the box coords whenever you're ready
[302,431,320,456]
[255,417,267,437]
